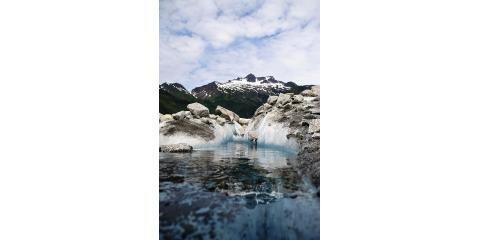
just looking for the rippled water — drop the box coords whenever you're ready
[160,142,319,240]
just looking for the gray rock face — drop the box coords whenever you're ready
[159,143,193,152]
[276,93,292,105]
[209,114,218,119]
[160,119,215,141]
[308,119,320,133]
[187,102,209,118]
[267,96,278,105]
[254,103,272,116]
[215,106,239,122]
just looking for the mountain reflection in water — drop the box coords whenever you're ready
[160,142,319,240]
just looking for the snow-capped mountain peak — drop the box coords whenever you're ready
[191,74,295,99]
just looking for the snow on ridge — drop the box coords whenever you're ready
[218,76,289,91]
[173,85,190,94]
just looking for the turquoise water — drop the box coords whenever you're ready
[160,142,319,239]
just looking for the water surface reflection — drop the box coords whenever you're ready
[160,142,319,239]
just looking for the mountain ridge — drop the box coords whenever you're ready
[160,74,313,117]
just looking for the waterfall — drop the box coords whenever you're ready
[252,112,297,150]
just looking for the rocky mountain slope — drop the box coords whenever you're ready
[159,83,196,114]
[160,74,312,117]
[159,85,320,189]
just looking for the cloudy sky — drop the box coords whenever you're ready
[160,0,319,90]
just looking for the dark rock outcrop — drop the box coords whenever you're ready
[245,73,256,82]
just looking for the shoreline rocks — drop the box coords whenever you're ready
[187,102,209,118]
[160,143,193,153]
[215,106,240,122]
[160,119,215,141]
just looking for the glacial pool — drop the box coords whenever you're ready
[159,142,319,240]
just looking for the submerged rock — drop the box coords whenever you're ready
[187,102,209,118]
[159,143,193,153]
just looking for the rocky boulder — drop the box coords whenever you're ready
[292,95,304,103]
[159,143,193,153]
[276,93,292,105]
[160,119,215,141]
[254,103,272,116]
[267,96,278,105]
[300,85,319,97]
[172,111,190,120]
[215,106,239,122]
[187,102,209,118]
[233,122,245,136]
[200,117,212,125]
[160,114,174,122]
[238,118,250,125]
[216,117,226,126]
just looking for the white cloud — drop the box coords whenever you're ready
[160,0,319,90]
